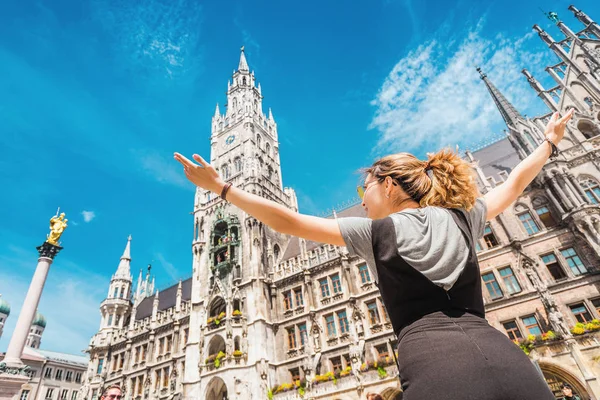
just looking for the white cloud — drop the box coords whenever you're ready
[134,149,191,189]
[369,21,556,154]
[155,252,179,283]
[81,210,96,223]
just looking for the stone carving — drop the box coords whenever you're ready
[47,212,68,246]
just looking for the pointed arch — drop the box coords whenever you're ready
[208,296,226,318]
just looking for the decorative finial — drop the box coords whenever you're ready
[540,8,560,24]
[241,45,245,53]
[476,66,486,79]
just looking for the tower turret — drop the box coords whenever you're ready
[100,236,133,330]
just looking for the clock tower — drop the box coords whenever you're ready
[184,48,298,398]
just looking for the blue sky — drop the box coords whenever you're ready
[0,0,597,355]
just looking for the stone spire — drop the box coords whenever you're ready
[238,46,249,72]
[214,103,220,118]
[477,67,524,129]
[268,107,274,121]
[569,5,600,37]
[114,235,132,280]
[175,280,183,313]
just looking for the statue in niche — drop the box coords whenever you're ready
[548,306,571,337]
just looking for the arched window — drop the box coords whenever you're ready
[583,97,593,110]
[234,158,242,173]
[120,287,125,298]
[113,287,119,298]
[234,336,241,351]
[254,100,258,113]
[242,77,247,86]
[577,119,600,139]
[256,135,262,149]
[209,297,226,318]
[274,244,281,263]
[222,164,230,180]
[267,165,273,180]
[232,98,238,110]
[580,178,600,204]
[266,143,271,157]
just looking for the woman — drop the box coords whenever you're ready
[174,109,572,399]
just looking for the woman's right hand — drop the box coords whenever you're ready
[544,108,574,145]
[174,152,225,194]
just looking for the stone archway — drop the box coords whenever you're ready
[205,376,228,400]
[539,362,590,399]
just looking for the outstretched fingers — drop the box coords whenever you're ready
[174,152,196,169]
[193,154,209,168]
[559,108,575,124]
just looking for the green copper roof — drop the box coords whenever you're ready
[0,296,10,315]
[32,311,46,328]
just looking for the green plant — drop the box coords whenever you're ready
[214,351,226,368]
[377,365,388,378]
[233,350,243,357]
[232,309,242,317]
[267,389,273,400]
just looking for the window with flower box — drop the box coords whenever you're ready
[330,356,342,373]
[502,320,522,340]
[592,298,600,317]
[541,253,566,281]
[522,315,542,336]
[570,303,593,323]
[375,344,389,358]
[290,367,300,382]
[366,301,380,325]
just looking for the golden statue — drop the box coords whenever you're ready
[47,212,68,246]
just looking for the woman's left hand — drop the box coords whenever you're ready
[174,152,225,193]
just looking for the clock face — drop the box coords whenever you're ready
[224,133,236,147]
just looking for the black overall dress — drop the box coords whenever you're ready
[372,208,555,400]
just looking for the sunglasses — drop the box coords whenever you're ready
[357,179,398,200]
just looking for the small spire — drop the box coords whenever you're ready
[238,46,249,72]
[114,236,132,280]
[214,103,221,118]
[476,67,524,129]
[268,108,274,121]
[257,83,262,95]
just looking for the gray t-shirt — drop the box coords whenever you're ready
[337,198,487,290]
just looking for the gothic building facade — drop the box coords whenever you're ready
[81,5,600,400]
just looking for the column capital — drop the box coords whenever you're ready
[36,242,63,259]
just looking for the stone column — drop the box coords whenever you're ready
[3,242,62,366]
[566,170,590,205]
[545,186,565,214]
[550,176,574,210]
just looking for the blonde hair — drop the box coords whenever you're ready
[364,148,479,211]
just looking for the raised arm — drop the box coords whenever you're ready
[484,109,573,221]
[173,153,346,246]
